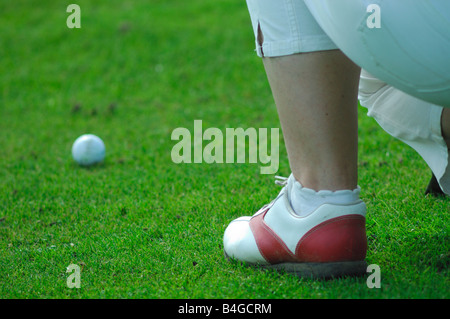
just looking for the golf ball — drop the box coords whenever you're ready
[72,134,105,166]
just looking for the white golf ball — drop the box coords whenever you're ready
[72,134,105,166]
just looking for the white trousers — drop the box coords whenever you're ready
[246,0,450,194]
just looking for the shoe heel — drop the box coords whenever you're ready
[296,215,367,263]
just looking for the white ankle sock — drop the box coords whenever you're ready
[287,175,361,217]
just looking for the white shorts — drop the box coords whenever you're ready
[246,0,338,57]
[246,0,450,194]
[359,70,450,195]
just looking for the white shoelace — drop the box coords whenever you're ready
[274,175,288,186]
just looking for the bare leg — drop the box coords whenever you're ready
[263,50,361,191]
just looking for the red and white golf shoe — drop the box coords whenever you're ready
[223,176,368,279]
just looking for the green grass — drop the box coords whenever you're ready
[0,0,448,299]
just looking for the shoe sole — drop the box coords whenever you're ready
[261,260,368,279]
[225,252,367,279]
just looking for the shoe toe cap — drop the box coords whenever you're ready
[223,217,267,264]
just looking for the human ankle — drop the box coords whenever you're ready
[291,170,357,192]
[287,175,361,217]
